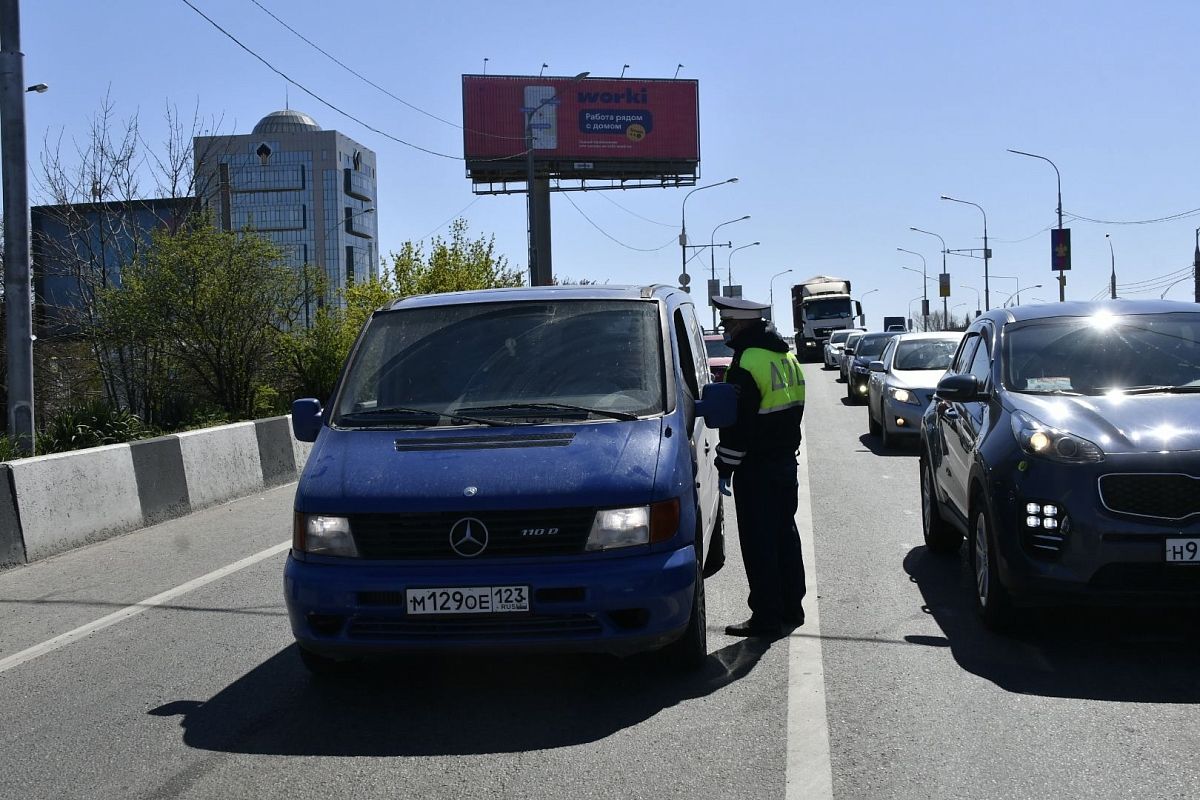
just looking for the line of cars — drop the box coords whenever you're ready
[831,302,1200,630]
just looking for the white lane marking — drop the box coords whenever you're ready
[0,540,291,675]
[786,436,834,800]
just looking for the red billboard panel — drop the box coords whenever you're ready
[462,75,699,183]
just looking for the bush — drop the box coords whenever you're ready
[35,400,156,454]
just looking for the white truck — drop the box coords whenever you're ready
[791,276,861,361]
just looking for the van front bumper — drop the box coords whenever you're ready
[284,545,697,658]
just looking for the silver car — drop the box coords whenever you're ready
[866,331,963,448]
[822,329,857,370]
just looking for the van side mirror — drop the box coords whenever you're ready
[695,382,738,428]
[291,398,323,442]
[935,374,984,402]
[869,361,886,373]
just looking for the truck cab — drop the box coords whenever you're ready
[792,276,861,361]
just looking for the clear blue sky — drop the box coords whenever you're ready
[20,0,1200,334]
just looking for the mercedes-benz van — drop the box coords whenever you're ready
[286,285,735,674]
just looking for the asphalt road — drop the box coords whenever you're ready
[1,366,1198,799]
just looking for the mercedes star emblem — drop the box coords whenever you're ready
[449,517,489,558]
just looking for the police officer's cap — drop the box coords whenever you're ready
[712,295,770,320]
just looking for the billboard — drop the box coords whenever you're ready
[462,75,699,183]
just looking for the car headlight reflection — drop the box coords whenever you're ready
[889,387,920,406]
[1010,410,1104,463]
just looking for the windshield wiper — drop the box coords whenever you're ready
[458,402,639,421]
[1103,384,1200,396]
[340,405,507,427]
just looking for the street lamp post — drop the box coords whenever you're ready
[681,177,739,292]
[1003,284,1043,307]
[1007,148,1065,302]
[1,0,34,452]
[769,268,793,323]
[940,195,990,309]
[1193,227,1199,304]
[709,214,749,329]
[910,227,948,329]
[727,241,759,288]
[525,71,589,286]
[897,247,929,330]
[857,288,879,326]
[902,267,936,330]
[959,284,981,319]
[1107,233,1116,299]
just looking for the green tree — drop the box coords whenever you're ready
[388,218,523,295]
[102,222,301,418]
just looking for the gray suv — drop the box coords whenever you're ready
[919,301,1200,629]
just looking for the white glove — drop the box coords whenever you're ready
[719,476,732,496]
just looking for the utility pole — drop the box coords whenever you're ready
[1,0,35,453]
[1194,227,1199,304]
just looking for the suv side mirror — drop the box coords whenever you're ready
[935,374,984,402]
[291,398,323,442]
[869,360,886,373]
[696,382,738,428]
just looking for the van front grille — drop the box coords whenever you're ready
[349,508,596,560]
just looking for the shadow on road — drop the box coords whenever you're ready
[904,545,1200,703]
[856,433,919,458]
[150,637,775,756]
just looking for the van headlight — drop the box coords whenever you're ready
[1010,411,1104,463]
[586,499,680,551]
[294,513,359,557]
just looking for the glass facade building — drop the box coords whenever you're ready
[194,110,379,316]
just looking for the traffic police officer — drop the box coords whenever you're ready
[711,295,807,637]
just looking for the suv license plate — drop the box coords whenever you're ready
[1165,539,1200,563]
[406,586,530,615]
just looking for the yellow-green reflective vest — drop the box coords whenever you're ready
[738,348,806,414]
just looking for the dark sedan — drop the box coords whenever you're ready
[919,301,1200,629]
[844,331,900,403]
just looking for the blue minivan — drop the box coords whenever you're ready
[286,285,736,674]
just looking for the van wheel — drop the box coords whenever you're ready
[703,499,726,578]
[297,645,358,678]
[662,551,708,671]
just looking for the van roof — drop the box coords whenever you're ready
[382,284,686,312]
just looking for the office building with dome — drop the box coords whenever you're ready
[193,109,378,315]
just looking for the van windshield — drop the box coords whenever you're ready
[334,300,665,426]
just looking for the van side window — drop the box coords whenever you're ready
[673,310,700,398]
[682,308,711,390]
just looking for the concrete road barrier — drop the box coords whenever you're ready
[0,415,309,567]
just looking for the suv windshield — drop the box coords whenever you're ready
[335,300,665,426]
[1004,312,1200,395]
[893,338,959,371]
[855,333,896,359]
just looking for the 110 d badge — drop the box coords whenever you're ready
[521,527,559,537]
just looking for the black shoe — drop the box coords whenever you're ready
[724,618,784,638]
[783,611,805,628]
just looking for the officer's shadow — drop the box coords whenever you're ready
[149,637,777,757]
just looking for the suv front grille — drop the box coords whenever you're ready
[349,508,596,559]
[1099,474,1200,521]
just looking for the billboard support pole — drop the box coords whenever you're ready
[532,178,552,286]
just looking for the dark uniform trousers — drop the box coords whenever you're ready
[732,450,807,623]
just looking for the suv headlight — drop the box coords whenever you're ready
[889,387,920,406]
[1010,410,1104,463]
[294,514,359,557]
